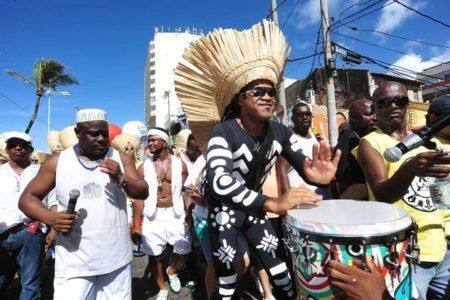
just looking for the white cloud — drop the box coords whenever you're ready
[390,45,450,79]
[295,0,342,29]
[374,0,427,33]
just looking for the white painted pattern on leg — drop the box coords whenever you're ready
[219,274,237,285]
[269,262,288,276]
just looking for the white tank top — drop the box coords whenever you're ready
[54,146,132,278]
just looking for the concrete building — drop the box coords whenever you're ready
[144,28,201,129]
[418,61,450,102]
[285,67,423,110]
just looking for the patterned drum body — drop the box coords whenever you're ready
[285,200,417,300]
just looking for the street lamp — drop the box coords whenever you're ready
[44,91,70,151]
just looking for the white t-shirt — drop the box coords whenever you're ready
[184,156,208,219]
[0,163,40,234]
[287,133,331,198]
[54,146,132,278]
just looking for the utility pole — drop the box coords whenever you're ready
[271,0,288,126]
[320,0,338,146]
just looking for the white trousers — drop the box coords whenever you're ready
[53,263,131,300]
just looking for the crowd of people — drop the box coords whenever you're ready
[0,20,449,300]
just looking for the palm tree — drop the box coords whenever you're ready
[5,58,79,133]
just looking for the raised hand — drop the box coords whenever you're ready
[99,157,123,183]
[304,141,341,185]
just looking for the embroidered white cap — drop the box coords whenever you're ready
[3,131,32,144]
[76,108,107,123]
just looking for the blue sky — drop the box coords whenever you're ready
[1,0,449,150]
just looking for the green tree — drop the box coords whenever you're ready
[5,58,79,133]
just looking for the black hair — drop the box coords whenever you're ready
[292,101,310,114]
[187,133,196,147]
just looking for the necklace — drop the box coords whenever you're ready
[240,119,264,152]
[156,157,171,191]
[74,144,103,171]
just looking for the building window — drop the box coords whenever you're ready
[149,61,155,67]
[150,70,155,75]
[413,91,419,101]
[445,73,450,80]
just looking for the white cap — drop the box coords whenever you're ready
[3,131,32,144]
[76,109,107,123]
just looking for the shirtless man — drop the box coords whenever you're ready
[132,127,190,300]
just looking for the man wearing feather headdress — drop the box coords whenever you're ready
[174,20,340,299]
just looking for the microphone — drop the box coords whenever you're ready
[384,113,450,162]
[63,189,80,235]
[67,189,80,214]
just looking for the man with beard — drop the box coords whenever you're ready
[355,82,450,299]
[335,98,377,199]
[19,109,149,300]
[0,132,43,299]
[133,127,190,300]
[278,101,332,198]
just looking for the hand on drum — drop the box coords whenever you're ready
[264,185,322,215]
[303,141,341,185]
[327,253,391,300]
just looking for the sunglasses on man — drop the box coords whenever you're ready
[375,97,409,109]
[6,140,31,149]
[244,87,277,98]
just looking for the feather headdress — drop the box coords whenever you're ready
[174,20,290,149]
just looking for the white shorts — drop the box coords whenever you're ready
[142,207,191,256]
[53,263,131,300]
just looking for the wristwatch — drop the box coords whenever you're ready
[118,173,128,188]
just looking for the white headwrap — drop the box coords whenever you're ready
[148,128,169,144]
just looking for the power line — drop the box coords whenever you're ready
[332,31,446,64]
[342,24,450,49]
[288,51,323,62]
[333,42,445,83]
[334,0,383,25]
[266,0,289,20]
[0,91,56,130]
[307,23,323,77]
[393,0,450,28]
[331,1,394,30]
[281,0,301,29]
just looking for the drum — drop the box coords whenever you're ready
[284,200,418,300]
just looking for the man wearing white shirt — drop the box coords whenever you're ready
[0,132,43,300]
[279,102,331,198]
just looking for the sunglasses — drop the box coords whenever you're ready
[375,97,409,109]
[6,140,30,149]
[245,87,277,98]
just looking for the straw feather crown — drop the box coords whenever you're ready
[174,20,290,149]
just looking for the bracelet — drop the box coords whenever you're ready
[118,173,128,188]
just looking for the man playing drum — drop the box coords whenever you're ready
[174,20,340,299]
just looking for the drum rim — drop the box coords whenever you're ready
[286,200,413,237]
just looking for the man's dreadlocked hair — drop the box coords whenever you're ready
[219,82,275,191]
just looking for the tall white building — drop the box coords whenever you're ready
[144,28,201,129]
